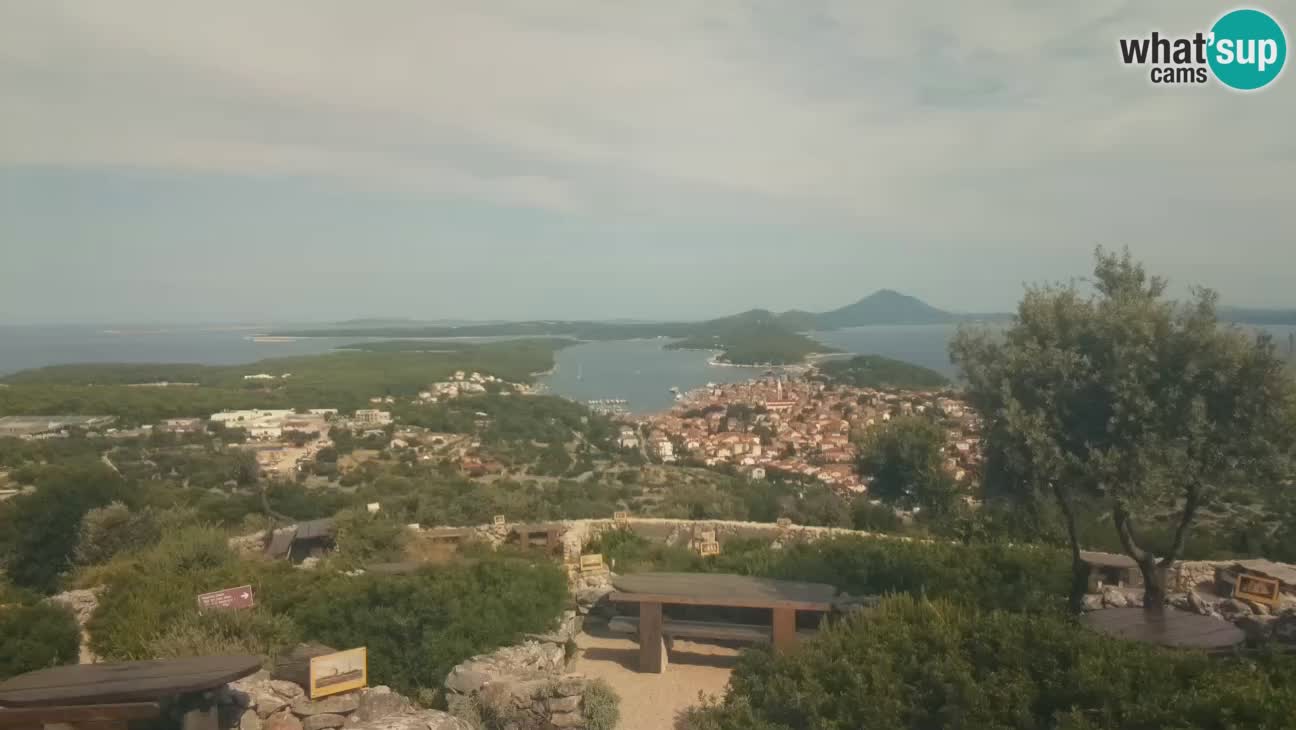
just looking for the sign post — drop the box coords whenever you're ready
[309,647,368,699]
[196,585,255,611]
[1234,574,1281,608]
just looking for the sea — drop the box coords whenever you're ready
[3,323,1294,415]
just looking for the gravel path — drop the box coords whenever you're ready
[573,630,738,730]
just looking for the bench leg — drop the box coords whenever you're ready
[639,601,665,673]
[772,607,796,653]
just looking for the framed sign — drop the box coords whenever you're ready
[366,502,381,513]
[579,553,605,572]
[197,585,254,611]
[699,541,720,557]
[1235,574,1281,608]
[493,515,506,527]
[309,647,368,699]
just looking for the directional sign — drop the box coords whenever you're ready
[309,647,368,699]
[197,584,255,611]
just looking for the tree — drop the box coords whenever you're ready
[856,415,958,517]
[0,467,123,593]
[951,248,1296,611]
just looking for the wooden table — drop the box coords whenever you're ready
[1082,607,1245,651]
[609,572,836,673]
[0,656,262,730]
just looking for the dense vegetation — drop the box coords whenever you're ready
[667,314,836,365]
[84,527,567,695]
[0,339,567,423]
[0,601,81,681]
[684,596,1296,730]
[814,354,949,389]
[588,532,1070,615]
[856,415,959,517]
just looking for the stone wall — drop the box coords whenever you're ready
[221,673,467,730]
[443,611,616,730]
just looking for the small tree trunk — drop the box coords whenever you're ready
[1069,555,1089,615]
[1139,557,1167,613]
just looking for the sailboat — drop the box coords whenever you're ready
[577,363,583,381]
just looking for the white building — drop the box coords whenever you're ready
[353,409,393,426]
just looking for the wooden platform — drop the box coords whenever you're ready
[1082,608,1245,651]
[611,572,836,611]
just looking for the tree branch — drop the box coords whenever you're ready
[1112,500,1150,564]
[1160,481,1202,568]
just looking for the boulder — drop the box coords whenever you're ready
[444,642,565,694]
[228,673,291,718]
[265,711,304,730]
[547,696,581,713]
[350,711,468,730]
[444,668,495,695]
[1100,587,1129,608]
[291,694,360,717]
[549,711,583,728]
[271,681,307,699]
[355,687,411,723]
[1187,591,1214,617]
[574,586,612,614]
[525,611,584,644]
[1081,594,1104,612]
[240,709,262,730]
[302,714,347,730]
[1218,598,1251,620]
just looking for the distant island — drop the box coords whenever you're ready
[269,289,1296,366]
[270,289,990,365]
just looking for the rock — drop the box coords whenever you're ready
[1218,598,1250,620]
[241,709,263,730]
[355,687,410,723]
[271,681,307,699]
[48,587,102,625]
[1237,614,1276,642]
[444,668,494,695]
[1274,612,1296,643]
[525,611,584,644]
[302,714,348,730]
[265,711,304,730]
[1187,593,1207,617]
[1243,599,1271,616]
[1125,591,1144,608]
[220,687,253,708]
[350,711,468,730]
[227,673,291,718]
[1100,587,1129,608]
[255,694,289,719]
[547,695,581,713]
[1081,593,1103,611]
[549,711,584,728]
[1167,593,1190,611]
[297,556,321,570]
[574,586,612,613]
[291,694,360,717]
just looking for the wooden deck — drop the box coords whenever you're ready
[610,572,837,611]
[1082,608,1245,650]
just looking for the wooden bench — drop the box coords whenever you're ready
[607,616,817,645]
[0,702,160,730]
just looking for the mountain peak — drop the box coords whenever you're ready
[814,290,954,329]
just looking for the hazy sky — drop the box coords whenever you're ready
[1,1,1293,324]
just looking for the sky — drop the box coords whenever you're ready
[1,1,1293,324]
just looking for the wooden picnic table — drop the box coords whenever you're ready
[0,656,262,730]
[609,572,836,673]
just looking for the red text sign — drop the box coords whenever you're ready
[197,585,255,611]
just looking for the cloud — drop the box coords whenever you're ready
[0,1,1292,286]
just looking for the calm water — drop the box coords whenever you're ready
[0,325,356,375]
[5,322,1294,415]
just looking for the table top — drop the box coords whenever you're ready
[610,572,837,610]
[0,655,263,707]
[1082,607,1245,650]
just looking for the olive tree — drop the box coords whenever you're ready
[951,249,1295,611]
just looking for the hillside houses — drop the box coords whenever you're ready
[639,375,982,496]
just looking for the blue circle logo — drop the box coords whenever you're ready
[1208,9,1287,90]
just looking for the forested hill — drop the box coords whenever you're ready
[814,354,950,389]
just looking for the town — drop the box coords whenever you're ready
[635,375,982,493]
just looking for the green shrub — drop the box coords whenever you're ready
[696,596,1296,730]
[581,679,620,730]
[266,558,567,695]
[88,526,253,659]
[332,509,408,565]
[145,607,299,662]
[704,535,1070,614]
[0,602,80,680]
[75,502,162,565]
